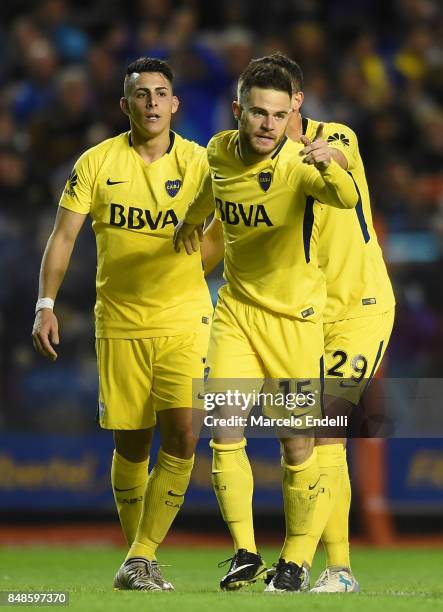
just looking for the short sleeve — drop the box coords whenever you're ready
[188,144,210,190]
[58,149,95,214]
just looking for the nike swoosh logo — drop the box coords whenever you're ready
[222,563,254,580]
[114,486,138,492]
[308,477,321,490]
[168,490,184,497]
[106,178,128,185]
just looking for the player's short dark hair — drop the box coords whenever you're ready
[238,61,293,104]
[250,52,304,92]
[125,57,174,84]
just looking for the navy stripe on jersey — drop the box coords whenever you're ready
[303,196,315,263]
[166,131,175,154]
[271,135,288,159]
[320,355,325,417]
[301,116,309,135]
[348,172,370,243]
[361,340,384,396]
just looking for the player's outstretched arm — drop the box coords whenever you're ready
[309,160,358,209]
[328,148,348,170]
[32,207,87,361]
[185,170,216,225]
[201,217,224,275]
[173,170,216,254]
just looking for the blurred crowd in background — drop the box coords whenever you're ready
[0,0,442,433]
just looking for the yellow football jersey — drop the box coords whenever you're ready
[59,131,212,338]
[303,118,395,322]
[185,130,358,322]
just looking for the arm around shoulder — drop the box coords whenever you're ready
[184,170,215,225]
[201,217,224,276]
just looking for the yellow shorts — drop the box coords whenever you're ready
[96,330,209,430]
[205,292,324,426]
[208,292,324,379]
[324,307,395,405]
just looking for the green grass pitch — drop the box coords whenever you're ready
[1,546,442,611]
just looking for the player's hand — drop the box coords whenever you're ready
[300,123,331,171]
[32,309,59,361]
[173,219,203,254]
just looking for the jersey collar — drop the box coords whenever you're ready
[271,135,288,159]
[301,116,309,136]
[127,130,176,154]
[166,131,175,153]
[234,133,288,163]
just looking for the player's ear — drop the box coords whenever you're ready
[120,97,130,117]
[171,95,180,115]
[232,100,241,121]
[292,91,304,112]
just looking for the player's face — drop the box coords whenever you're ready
[234,87,292,159]
[120,72,179,138]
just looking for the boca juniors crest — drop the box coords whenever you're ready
[258,172,272,192]
[165,179,182,197]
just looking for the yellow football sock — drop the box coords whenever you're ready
[280,448,320,566]
[303,444,345,567]
[321,449,351,568]
[211,438,256,553]
[111,451,149,547]
[127,448,194,561]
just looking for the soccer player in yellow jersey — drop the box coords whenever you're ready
[174,61,358,592]
[202,53,395,593]
[31,57,213,592]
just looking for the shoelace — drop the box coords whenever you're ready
[218,555,236,568]
[126,560,171,583]
[126,562,152,584]
[264,563,277,584]
[314,568,330,587]
[275,559,290,573]
[148,561,168,584]
[218,550,252,569]
[272,560,300,586]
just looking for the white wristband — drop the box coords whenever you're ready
[35,297,55,314]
